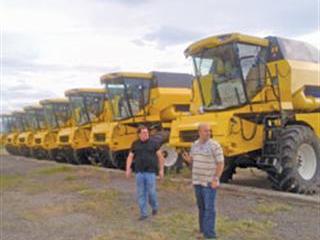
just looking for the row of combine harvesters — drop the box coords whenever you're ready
[1,33,319,194]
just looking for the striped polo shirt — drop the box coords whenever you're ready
[190,138,224,186]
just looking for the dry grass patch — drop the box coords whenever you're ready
[34,165,74,175]
[21,188,122,222]
[90,211,275,240]
[255,201,292,214]
[158,178,191,193]
[0,174,23,191]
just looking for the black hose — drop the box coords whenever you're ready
[239,116,259,141]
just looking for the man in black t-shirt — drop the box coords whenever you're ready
[126,125,164,221]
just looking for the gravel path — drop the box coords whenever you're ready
[1,154,319,240]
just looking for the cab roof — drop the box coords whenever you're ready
[100,71,193,88]
[100,72,152,83]
[184,33,269,57]
[40,98,69,105]
[23,105,43,111]
[65,88,105,96]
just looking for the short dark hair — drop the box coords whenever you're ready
[137,125,148,134]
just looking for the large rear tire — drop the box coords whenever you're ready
[110,150,129,170]
[48,149,58,161]
[268,125,320,194]
[220,157,237,183]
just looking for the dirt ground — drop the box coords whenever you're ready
[1,154,319,240]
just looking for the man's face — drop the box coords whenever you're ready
[139,128,149,142]
[198,125,211,141]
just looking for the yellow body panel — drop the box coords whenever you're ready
[170,33,320,159]
[295,113,320,136]
[90,83,191,153]
[17,131,34,149]
[56,88,108,153]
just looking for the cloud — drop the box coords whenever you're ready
[142,26,204,48]
[1,0,318,113]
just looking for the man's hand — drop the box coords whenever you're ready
[126,168,132,178]
[211,179,220,189]
[182,151,192,164]
[159,169,164,179]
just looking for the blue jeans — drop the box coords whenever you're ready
[135,172,158,217]
[194,184,217,239]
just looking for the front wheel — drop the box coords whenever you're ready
[220,157,237,183]
[268,125,320,194]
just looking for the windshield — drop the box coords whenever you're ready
[26,109,46,130]
[44,103,70,129]
[104,78,151,120]
[14,115,28,132]
[70,93,104,125]
[0,116,15,133]
[193,43,266,110]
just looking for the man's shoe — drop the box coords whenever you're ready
[138,216,148,221]
[152,209,158,216]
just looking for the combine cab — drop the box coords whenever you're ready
[0,114,15,151]
[18,106,45,157]
[90,71,193,170]
[6,111,30,156]
[57,88,106,164]
[169,33,320,193]
[35,98,72,160]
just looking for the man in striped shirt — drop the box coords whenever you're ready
[183,123,224,240]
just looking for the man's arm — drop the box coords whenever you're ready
[182,151,193,165]
[215,161,224,179]
[156,149,165,179]
[211,143,225,188]
[126,152,134,178]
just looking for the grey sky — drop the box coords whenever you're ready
[1,0,319,112]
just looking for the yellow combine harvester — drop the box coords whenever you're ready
[18,105,46,157]
[90,71,193,169]
[170,33,320,193]
[5,111,25,155]
[56,88,106,164]
[0,114,15,148]
[32,98,71,160]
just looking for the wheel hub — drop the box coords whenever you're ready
[297,143,317,180]
[160,144,178,167]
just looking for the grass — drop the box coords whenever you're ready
[0,145,8,155]
[158,178,191,193]
[217,217,275,240]
[91,212,276,240]
[22,188,122,221]
[255,201,292,214]
[5,159,280,240]
[34,165,74,175]
[164,166,192,179]
[92,229,167,240]
[22,179,90,194]
[75,188,124,219]
[0,174,23,191]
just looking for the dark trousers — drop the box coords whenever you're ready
[194,184,217,239]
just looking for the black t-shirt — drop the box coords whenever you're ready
[130,139,160,173]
